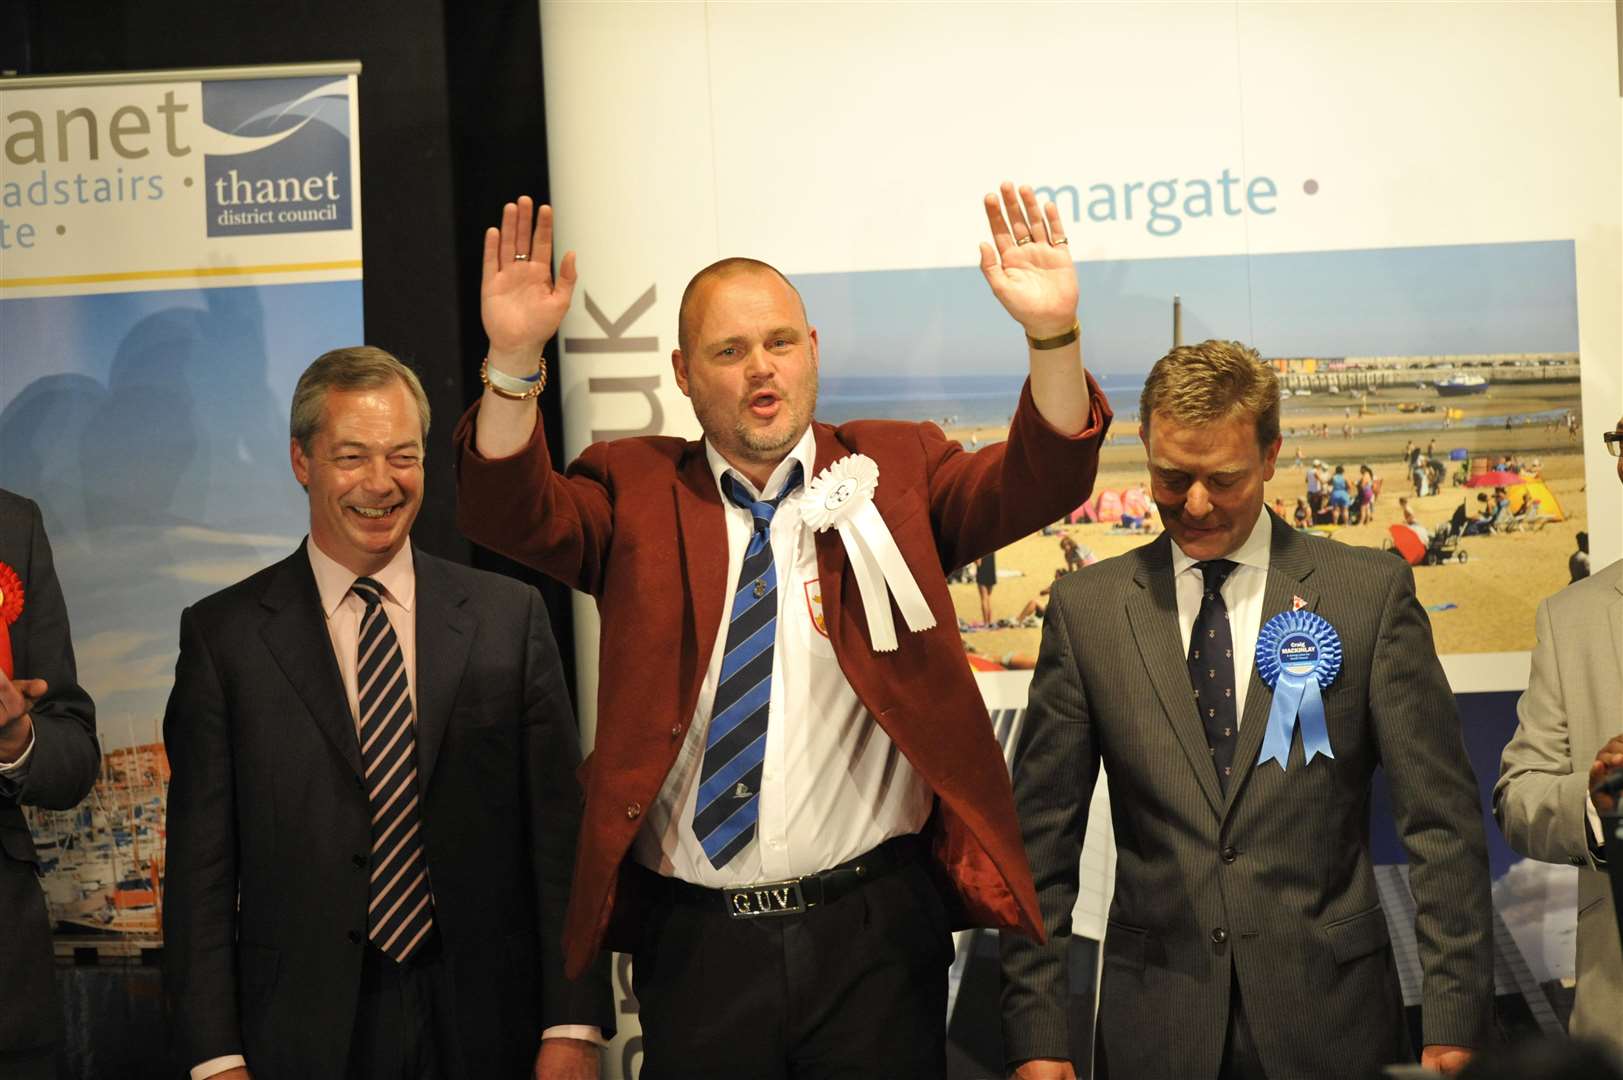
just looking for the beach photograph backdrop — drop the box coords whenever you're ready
[537,5,1619,1072]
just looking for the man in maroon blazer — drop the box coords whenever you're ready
[455,186,1111,1078]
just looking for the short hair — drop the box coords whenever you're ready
[1138,340,1280,449]
[677,257,807,357]
[290,346,430,453]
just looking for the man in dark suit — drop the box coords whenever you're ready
[1001,341,1493,1079]
[0,489,100,1080]
[161,348,610,1080]
[453,187,1111,1076]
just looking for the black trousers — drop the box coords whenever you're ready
[632,855,953,1080]
[0,1047,54,1080]
[1218,971,1267,1080]
[347,932,453,1080]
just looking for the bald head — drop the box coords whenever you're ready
[677,257,807,358]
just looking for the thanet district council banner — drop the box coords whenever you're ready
[0,62,366,945]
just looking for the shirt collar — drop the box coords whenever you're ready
[1170,505,1272,577]
[703,424,817,503]
[306,538,417,618]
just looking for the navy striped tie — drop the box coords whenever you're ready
[1189,560,1239,792]
[353,577,435,962]
[693,464,804,869]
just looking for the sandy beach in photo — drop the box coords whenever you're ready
[951,380,1588,664]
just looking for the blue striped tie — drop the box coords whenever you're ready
[353,577,436,962]
[693,464,804,869]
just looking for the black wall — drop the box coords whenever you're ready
[1,0,581,689]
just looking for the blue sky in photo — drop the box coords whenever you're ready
[795,240,1579,380]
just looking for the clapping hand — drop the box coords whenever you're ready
[0,669,44,762]
[1590,734,1623,814]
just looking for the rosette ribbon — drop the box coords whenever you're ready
[797,454,935,652]
[1254,609,1342,769]
[0,560,23,680]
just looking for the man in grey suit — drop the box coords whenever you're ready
[1001,341,1493,1079]
[1495,412,1623,1063]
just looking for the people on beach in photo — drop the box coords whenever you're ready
[976,551,998,626]
[1569,531,1589,582]
[1329,463,1351,524]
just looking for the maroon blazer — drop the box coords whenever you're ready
[454,377,1111,977]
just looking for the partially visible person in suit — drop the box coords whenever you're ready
[161,348,610,1080]
[1495,412,1623,1065]
[1002,340,1493,1079]
[0,489,99,1080]
[454,185,1111,1077]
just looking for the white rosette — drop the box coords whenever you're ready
[798,454,936,652]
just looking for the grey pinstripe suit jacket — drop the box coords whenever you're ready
[1001,513,1493,1079]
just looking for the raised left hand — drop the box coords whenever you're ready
[979,181,1078,339]
[534,1037,600,1080]
[1420,1044,1472,1074]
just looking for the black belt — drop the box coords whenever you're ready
[659,833,922,920]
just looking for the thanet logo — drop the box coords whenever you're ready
[201,77,352,237]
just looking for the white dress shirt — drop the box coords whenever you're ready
[192,540,597,1080]
[0,728,34,777]
[631,426,933,887]
[1170,507,1273,723]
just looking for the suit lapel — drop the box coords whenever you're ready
[1128,534,1225,818]
[1224,515,1318,817]
[260,545,363,780]
[674,444,728,689]
[411,549,473,793]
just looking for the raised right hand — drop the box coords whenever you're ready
[481,196,577,365]
[1011,1059,1077,1080]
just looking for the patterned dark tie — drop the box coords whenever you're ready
[1189,559,1239,792]
[692,463,804,869]
[353,577,435,962]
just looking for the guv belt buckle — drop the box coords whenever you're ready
[724,878,805,918]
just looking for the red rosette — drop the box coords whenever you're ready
[0,561,17,680]
[0,561,21,627]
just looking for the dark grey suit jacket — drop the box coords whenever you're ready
[0,491,99,1059]
[1002,513,1492,1079]
[161,542,611,1078]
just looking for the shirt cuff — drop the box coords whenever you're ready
[1587,799,1608,866]
[191,1055,246,1079]
[0,726,36,774]
[542,1024,606,1046]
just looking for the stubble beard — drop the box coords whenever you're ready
[722,372,819,466]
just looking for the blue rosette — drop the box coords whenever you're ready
[1255,609,1342,769]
